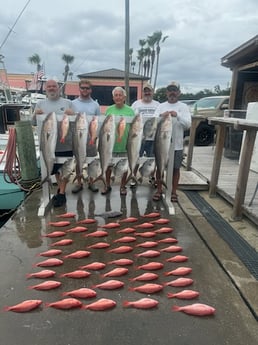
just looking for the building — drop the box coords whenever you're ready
[221,35,258,110]
[1,68,148,113]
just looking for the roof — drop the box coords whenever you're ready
[77,68,148,81]
[221,35,258,68]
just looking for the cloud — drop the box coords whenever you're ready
[0,0,257,93]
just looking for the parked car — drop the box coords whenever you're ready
[191,95,229,146]
[181,99,197,112]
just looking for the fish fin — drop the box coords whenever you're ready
[125,173,132,185]
[92,174,103,185]
[138,177,143,184]
[162,180,168,189]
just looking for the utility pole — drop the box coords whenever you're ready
[124,0,130,104]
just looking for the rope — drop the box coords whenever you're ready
[0,127,41,192]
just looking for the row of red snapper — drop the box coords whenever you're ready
[2,212,216,316]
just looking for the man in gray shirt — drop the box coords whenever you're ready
[72,79,100,193]
[34,79,75,207]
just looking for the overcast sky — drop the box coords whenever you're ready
[0,0,257,93]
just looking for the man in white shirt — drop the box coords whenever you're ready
[131,83,160,157]
[153,81,191,203]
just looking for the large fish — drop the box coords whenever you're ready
[58,157,76,180]
[40,112,58,183]
[138,158,155,183]
[72,112,88,179]
[142,117,157,140]
[94,114,115,187]
[154,114,172,187]
[126,114,143,184]
[113,158,128,180]
[87,158,101,180]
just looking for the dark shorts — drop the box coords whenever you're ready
[174,150,183,169]
[51,151,73,175]
[140,140,154,157]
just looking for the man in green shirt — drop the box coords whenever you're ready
[103,86,134,195]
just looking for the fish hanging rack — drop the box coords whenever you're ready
[36,113,176,216]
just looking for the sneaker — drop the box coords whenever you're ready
[53,193,66,207]
[72,184,83,194]
[88,183,99,192]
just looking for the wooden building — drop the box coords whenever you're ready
[221,35,258,110]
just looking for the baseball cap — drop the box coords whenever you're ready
[143,83,153,91]
[166,81,180,91]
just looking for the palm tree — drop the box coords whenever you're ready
[147,33,157,83]
[28,53,42,91]
[137,39,146,74]
[152,31,168,89]
[28,53,41,73]
[143,47,151,77]
[61,54,74,96]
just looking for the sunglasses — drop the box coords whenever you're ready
[80,86,91,90]
[167,86,179,92]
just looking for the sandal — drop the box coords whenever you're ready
[101,186,112,195]
[120,186,127,196]
[152,192,162,201]
[171,194,178,203]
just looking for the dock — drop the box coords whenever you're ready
[182,145,258,226]
[0,141,258,345]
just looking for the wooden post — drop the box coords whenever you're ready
[232,128,257,219]
[208,124,226,197]
[186,116,204,170]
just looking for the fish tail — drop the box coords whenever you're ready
[163,272,170,276]
[125,173,133,185]
[167,293,175,299]
[172,305,180,312]
[25,273,32,279]
[128,287,134,292]
[3,306,11,312]
[122,301,131,307]
[44,302,51,308]
[60,138,65,144]
[92,175,106,186]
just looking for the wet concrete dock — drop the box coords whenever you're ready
[0,180,257,345]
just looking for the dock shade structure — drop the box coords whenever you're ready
[221,35,258,158]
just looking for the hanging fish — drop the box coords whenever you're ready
[116,116,126,142]
[126,114,143,185]
[154,114,172,188]
[88,115,98,145]
[94,114,115,188]
[40,112,57,184]
[60,114,70,143]
[73,112,88,179]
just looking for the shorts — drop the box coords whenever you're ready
[51,151,73,175]
[173,150,183,169]
[140,140,154,157]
